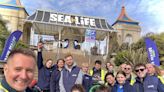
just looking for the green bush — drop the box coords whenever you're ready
[114,51,128,66]
[15,41,29,48]
[114,49,148,67]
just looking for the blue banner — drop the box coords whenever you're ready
[85,29,96,42]
[145,37,160,66]
[0,30,22,61]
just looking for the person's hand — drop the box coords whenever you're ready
[93,75,101,81]
[37,42,43,51]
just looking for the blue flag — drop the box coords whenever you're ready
[0,30,22,61]
[145,37,160,66]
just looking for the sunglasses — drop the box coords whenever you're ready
[124,68,131,70]
[135,68,145,72]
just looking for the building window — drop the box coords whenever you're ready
[124,34,133,45]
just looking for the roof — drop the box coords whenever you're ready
[25,9,115,41]
[112,6,139,26]
[26,9,113,31]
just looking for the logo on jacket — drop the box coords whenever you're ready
[85,77,89,79]
[72,74,77,77]
[148,85,154,88]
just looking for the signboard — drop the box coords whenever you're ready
[85,29,96,42]
[27,10,112,31]
[50,13,96,27]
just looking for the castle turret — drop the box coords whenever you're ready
[113,6,141,45]
[0,0,28,32]
[0,0,22,6]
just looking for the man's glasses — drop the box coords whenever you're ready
[135,68,145,72]
[124,68,131,70]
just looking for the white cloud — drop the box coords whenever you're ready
[148,1,164,33]
[137,0,164,33]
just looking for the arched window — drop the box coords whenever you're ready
[124,34,133,45]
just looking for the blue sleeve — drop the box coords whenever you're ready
[157,79,164,92]
[37,52,44,70]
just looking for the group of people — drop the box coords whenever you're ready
[0,42,164,92]
[105,63,164,92]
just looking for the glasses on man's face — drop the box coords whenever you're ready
[135,68,145,72]
[124,68,131,70]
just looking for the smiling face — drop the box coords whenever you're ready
[4,53,36,92]
[135,66,147,78]
[106,75,115,85]
[116,73,126,85]
[81,63,89,74]
[57,59,65,69]
[65,56,74,67]
[146,63,156,75]
[106,62,111,68]
[46,60,53,68]
[95,63,101,70]
[124,65,132,75]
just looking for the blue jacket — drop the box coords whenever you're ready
[111,82,134,92]
[143,75,164,92]
[82,74,93,92]
[37,52,55,90]
[133,77,144,92]
[50,67,61,92]
[59,63,83,92]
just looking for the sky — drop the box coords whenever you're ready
[20,0,164,35]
